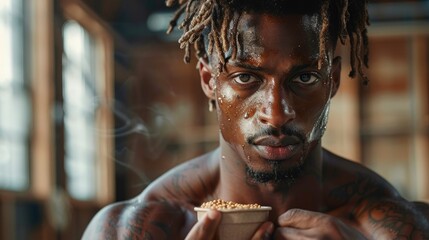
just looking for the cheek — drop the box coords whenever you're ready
[216,85,251,138]
[294,88,332,139]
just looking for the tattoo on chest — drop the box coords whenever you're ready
[328,173,381,207]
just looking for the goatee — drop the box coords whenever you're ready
[245,160,305,185]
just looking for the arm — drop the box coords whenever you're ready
[355,198,429,239]
[82,199,194,240]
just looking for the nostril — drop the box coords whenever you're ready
[260,118,268,124]
[257,104,295,128]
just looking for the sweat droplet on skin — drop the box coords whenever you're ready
[244,112,249,119]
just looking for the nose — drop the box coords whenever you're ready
[258,82,295,128]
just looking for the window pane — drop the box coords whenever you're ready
[63,20,98,200]
[0,0,29,191]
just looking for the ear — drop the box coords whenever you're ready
[329,56,342,98]
[198,59,216,99]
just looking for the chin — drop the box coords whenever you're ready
[245,157,305,184]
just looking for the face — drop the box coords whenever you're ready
[200,12,340,183]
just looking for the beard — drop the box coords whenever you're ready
[245,159,305,185]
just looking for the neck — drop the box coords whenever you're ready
[216,138,325,219]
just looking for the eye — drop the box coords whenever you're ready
[292,73,320,85]
[233,73,260,85]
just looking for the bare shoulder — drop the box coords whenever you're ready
[82,149,220,239]
[322,148,401,202]
[322,149,429,238]
[138,148,220,203]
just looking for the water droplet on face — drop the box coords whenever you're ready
[228,118,231,121]
[244,112,249,119]
[218,97,223,104]
[222,155,226,159]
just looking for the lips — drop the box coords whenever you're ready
[252,136,301,160]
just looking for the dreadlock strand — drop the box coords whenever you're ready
[362,0,370,68]
[184,43,191,63]
[364,0,370,25]
[207,31,214,55]
[210,1,226,69]
[166,0,178,7]
[348,32,357,78]
[178,0,198,31]
[179,17,211,46]
[230,12,240,60]
[195,36,206,58]
[188,0,213,30]
[212,21,226,69]
[355,31,364,79]
[318,0,329,69]
[362,29,369,67]
[339,0,349,45]
[167,3,187,34]
[221,8,232,53]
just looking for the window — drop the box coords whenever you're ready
[62,1,115,204]
[62,20,98,200]
[0,0,31,191]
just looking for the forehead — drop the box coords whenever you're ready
[234,13,321,64]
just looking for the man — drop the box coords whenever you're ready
[83,0,429,239]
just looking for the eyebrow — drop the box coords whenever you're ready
[226,59,320,75]
[227,61,266,72]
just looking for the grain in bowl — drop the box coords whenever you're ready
[194,199,272,240]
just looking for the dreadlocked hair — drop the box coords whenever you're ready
[166,0,370,85]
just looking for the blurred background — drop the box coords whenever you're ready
[0,0,428,239]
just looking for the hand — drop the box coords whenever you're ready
[185,210,274,240]
[273,209,367,239]
[185,210,221,240]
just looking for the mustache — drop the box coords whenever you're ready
[246,125,306,144]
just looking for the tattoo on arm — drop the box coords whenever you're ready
[328,173,429,239]
[365,200,428,239]
[88,201,187,240]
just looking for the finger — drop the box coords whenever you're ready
[278,208,323,228]
[251,221,274,240]
[273,227,310,239]
[185,210,221,240]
